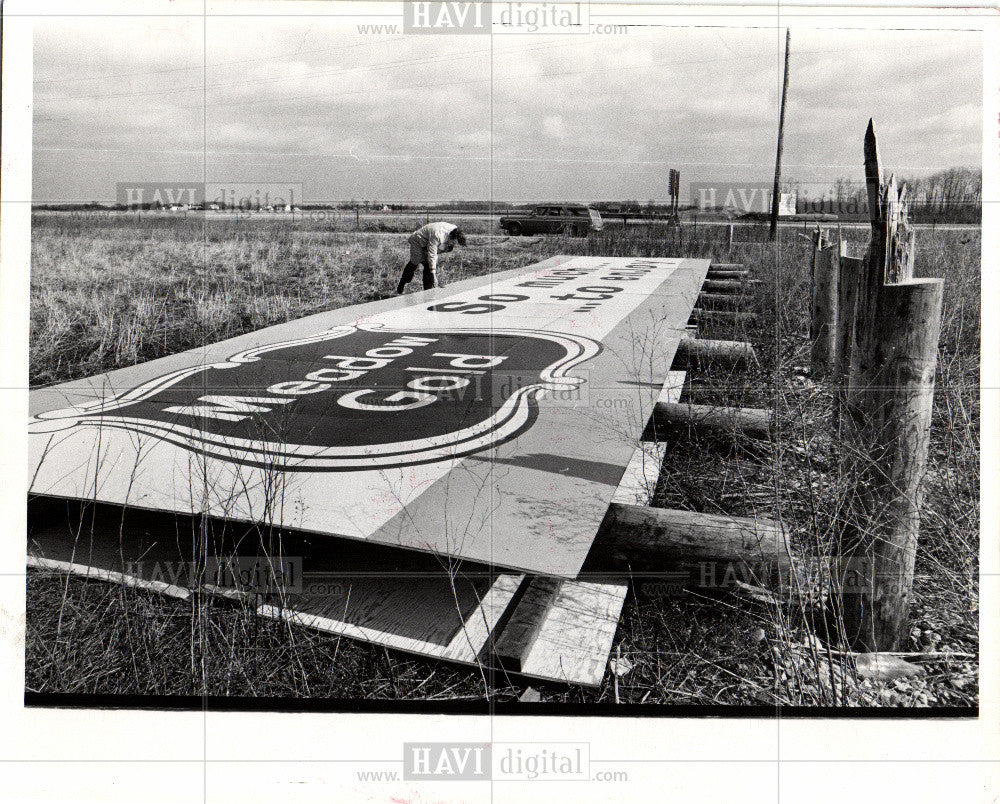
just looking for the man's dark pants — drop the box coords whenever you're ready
[396,259,436,293]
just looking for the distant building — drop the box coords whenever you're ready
[778,192,797,217]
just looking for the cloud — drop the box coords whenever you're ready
[542,115,566,140]
[31,21,983,203]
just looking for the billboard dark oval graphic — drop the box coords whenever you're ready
[30,325,601,471]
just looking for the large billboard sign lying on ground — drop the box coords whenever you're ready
[29,256,709,577]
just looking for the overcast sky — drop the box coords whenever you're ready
[32,18,982,204]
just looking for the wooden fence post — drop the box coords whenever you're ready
[833,241,862,429]
[838,278,943,649]
[810,232,838,377]
[836,120,945,651]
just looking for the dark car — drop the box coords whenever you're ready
[499,205,604,237]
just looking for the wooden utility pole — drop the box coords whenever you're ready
[768,29,791,240]
[836,120,945,651]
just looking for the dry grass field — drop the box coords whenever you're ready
[26,211,979,707]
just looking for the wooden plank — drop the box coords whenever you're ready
[611,441,667,506]
[518,580,629,687]
[259,574,522,665]
[490,576,563,673]
[29,256,709,578]
[611,370,685,505]
[493,369,685,685]
[268,575,628,687]
[491,368,686,683]
[26,507,512,661]
[26,555,191,600]
[26,502,628,686]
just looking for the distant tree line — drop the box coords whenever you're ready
[826,167,981,223]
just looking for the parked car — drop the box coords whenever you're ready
[499,205,604,237]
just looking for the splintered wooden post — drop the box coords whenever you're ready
[838,278,943,650]
[863,119,883,235]
[886,182,916,284]
[810,240,839,377]
[847,120,888,421]
[838,120,945,651]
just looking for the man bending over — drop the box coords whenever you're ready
[396,221,467,294]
